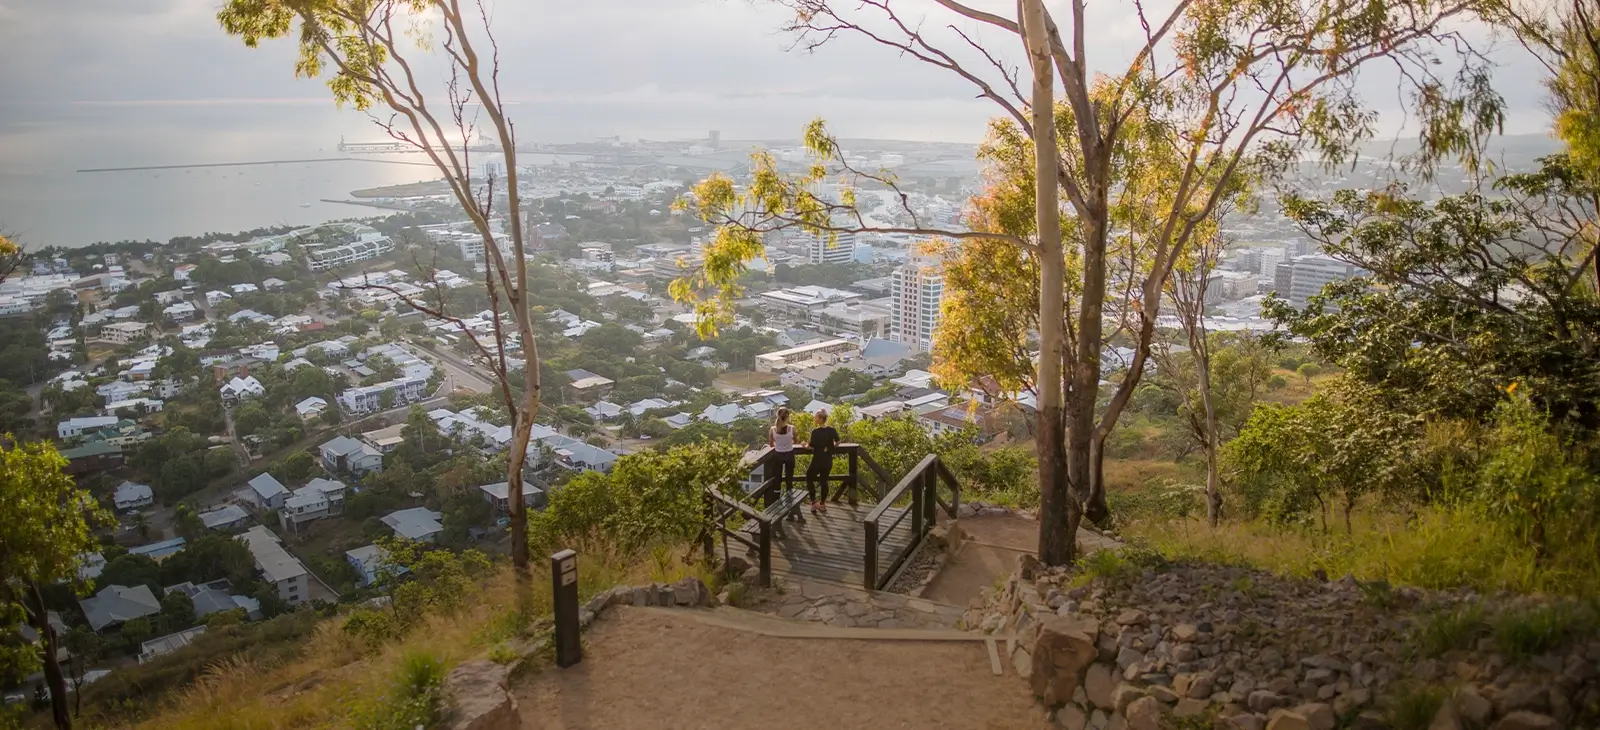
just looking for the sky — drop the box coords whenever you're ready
[0,0,1558,144]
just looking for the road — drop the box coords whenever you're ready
[403,341,495,394]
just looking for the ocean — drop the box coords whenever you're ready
[0,97,995,250]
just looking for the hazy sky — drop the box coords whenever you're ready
[0,0,1557,143]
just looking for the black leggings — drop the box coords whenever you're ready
[806,455,834,502]
[771,451,795,491]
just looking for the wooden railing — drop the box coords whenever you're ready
[862,453,960,592]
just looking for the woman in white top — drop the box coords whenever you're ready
[768,407,796,492]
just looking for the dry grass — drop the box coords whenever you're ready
[1122,506,1597,597]
[122,542,711,730]
[715,370,780,390]
[1102,459,1202,493]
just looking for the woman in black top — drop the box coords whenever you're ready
[805,409,840,514]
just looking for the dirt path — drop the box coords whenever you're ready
[517,608,1046,730]
[922,515,1122,608]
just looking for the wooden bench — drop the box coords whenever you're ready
[738,488,809,541]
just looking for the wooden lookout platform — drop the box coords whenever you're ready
[701,445,960,592]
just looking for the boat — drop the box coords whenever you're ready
[300,203,312,208]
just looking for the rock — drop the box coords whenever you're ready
[1114,684,1148,713]
[1090,709,1111,730]
[1085,663,1117,710]
[1116,647,1144,670]
[1265,710,1311,730]
[1148,685,1179,704]
[1030,616,1101,707]
[1351,711,1387,730]
[1267,677,1296,695]
[1173,624,1200,642]
[1117,609,1148,626]
[1058,703,1088,730]
[1491,712,1559,730]
[1304,668,1335,685]
[1019,553,1045,580]
[1294,703,1335,730]
[1125,697,1164,730]
[672,577,713,606]
[1248,691,1285,714]
[1173,644,1201,662]
[981,613,1005,633]
[1428,703,1462,730]
[631,586,651,607]
[1454,688,1491,726]
[722,555,751,579]
[444,660,520,730]
[1495,683,1549,716]
[1227,714,1266,730]
[1333,689,1371,716]
[1013,645,1034,679]
[1187,674,1215,699]
[1174,699,1209,718]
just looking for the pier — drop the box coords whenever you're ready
[77,158,435,173]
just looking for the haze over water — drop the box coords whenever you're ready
[0,96,994,250]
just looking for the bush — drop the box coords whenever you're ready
[348,649,446,730]
[1493,601,1595,660]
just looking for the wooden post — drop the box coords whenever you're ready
[863,518,879,591]
[700,494,714,558]
[911,469,924,539]
[924,466,939,531]
[758,521,772,588]
[847,447,860,506]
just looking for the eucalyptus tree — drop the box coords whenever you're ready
[218,0,541,571]
[677,0,1501,563]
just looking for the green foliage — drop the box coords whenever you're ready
[1413,602,1487,657]
[1492,601,1595,660]
[1224,378,1417,531]
[98,554,163,594]
[1387,685,1447,730]
[530,442,746,553]
[818,368,875,399]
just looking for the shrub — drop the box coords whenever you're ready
[1387,685,1447,730]
[1493,602,1595,660]
[1413,603,1487,657]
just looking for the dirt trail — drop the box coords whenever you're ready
[922,514,1121,608]
[517,608,1047,730]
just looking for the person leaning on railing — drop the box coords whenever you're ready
[804,409,840,515]
[768,407,797,495]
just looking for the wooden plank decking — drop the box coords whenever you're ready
[764,502,918,587]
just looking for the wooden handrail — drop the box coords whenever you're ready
[706,487,767,524]
[865,453,938,524]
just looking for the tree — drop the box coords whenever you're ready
[118,617,152,653]
[173,504,205,541]
[233,401,271,436]
[221,0,545,576]
[0,439,110,729]
[676,0,1500,564]
[158,591,196,633]
[98,554,162,594]
[1296,363,1322,386]
[818,368,875,399]
[61,627,103,719]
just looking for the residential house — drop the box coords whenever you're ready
[60,441,124,475]
[295,396,329,420]
[262,277,287,290]
[859,338,913,376]
[58,416,119,440]
[128,537,187,561]
[138,626,207,664]
[205,290,232,307]
[99,322,150,345]
[79,584,161,632]
[112,481,153,512]
[319,435,383,476]
[153,290,187,305]
[220,376,265,405]
[209,356,260,384]
[563,369,614,403]
[280,478,347,534]
[198,504,250,532]
[584,401,623,421]
[346,544,396,587]
[163,301,197,321]
[917,402,1002,440]
[336,376,429,415]
[230,283,259,295]
[360,423,407,453]
[173,264,197,281]
[627,398,675,417]
[755,339,858,372]
[478,480,545,515]
[699,403,741,426]
[103,397,163,417]
[163,580,261,620]
[380,507,445,543]
[240,473,290,511]
[238,526,310,605]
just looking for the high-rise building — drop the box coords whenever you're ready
[1286,254,1361,305]
[891,255,945,353]
[806,231,858,265]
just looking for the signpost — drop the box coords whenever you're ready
[550,549,581,668]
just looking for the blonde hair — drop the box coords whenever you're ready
[814,409,829,425]
[774,407,791,433]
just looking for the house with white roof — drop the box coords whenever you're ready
[239,473,290,511]
[163,301,197,321]
[295,396,329,419]
[262,277,287,290]
[58,416,119,440]
[139,626,208,664]
[238,526,310,605]
[584,401,624,421]
[478,480,545,514]
[173,264,197,281]
[700,403,741,426]
[112,480,154,511]
[220,376,265,405]
[346,544,405,587]
[99,321,150,345]
[336,376,429,415]
[380,507,445,543]
[230,283,259,295]
[205,290,232,307]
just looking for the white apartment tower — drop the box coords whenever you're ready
[806,231,858,265]
[890,255,945,353]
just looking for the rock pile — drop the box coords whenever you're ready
[967,557,1598,730]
